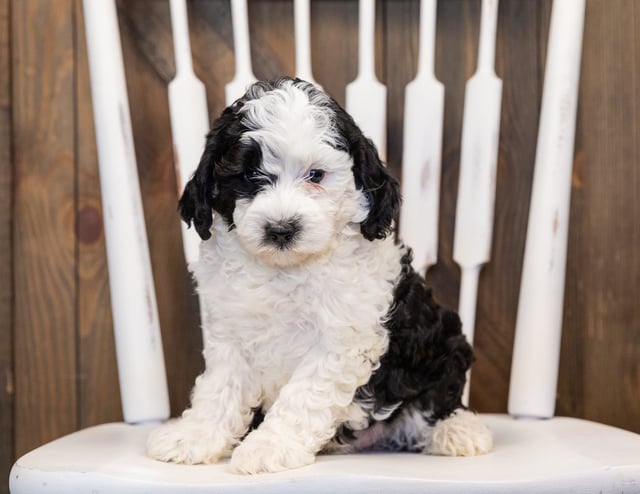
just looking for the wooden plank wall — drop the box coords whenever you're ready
[2,0,639,490]
[0,0,12,487]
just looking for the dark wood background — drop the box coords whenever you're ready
[2,0,639,490]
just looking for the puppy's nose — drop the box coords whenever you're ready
[265,221,299,248]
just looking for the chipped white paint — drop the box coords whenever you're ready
[168,0,210,341]
[294,0,319,87]
[399,0,444,274]
[226,0,257,105]
[346,0,387,161]
[453,0,502,405]
[168,0,210,268]
[509,0,586,419]
[10,416,640,492]
[83,0,169,423]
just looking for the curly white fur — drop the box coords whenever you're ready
[147,216,403,472]
[431,409,494,456]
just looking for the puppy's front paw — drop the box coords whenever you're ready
[230,430,315,474]
[146,418,231,464]
[430,409,493,456]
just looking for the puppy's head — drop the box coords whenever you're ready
[179,77,399,267]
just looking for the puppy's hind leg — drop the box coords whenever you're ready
[429,408,493,456]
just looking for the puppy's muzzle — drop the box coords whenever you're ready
[264,219,300,249]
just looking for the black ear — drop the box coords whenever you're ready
[178,103,245,240]
[178,136,217,240]
[328,98,401,241]
[351,136,401,241]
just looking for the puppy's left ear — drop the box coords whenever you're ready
[352,137,401,241]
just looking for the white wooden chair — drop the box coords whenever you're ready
[10,0,640,493]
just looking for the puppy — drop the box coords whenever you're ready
[146,77,492,474]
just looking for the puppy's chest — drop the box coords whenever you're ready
[214,276,342,386]
[217,269,368,338]
[209,260,395,344]
[225,272,392,401]
[198,233,403,369]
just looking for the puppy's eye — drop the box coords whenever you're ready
[306,169,325,184]
[245,169,261,182]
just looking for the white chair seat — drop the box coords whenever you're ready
[10,414,640,493]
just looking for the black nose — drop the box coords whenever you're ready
[264,220,300,248]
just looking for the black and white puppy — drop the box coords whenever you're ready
[147,77,492,474]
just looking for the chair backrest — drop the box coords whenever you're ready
[82,0,585,425]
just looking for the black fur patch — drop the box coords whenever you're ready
[334,248,474,450]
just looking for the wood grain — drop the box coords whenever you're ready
[75,0,122,428]
[384,0,417,179]
[0,0,13,490]
[191,0,235,119]
[249,0,296,79]
[310,0,359,106]
[12,0,78,456]
[558,0,640,430]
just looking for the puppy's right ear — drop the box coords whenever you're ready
[178,102,246,240]
[178,134,218,240]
